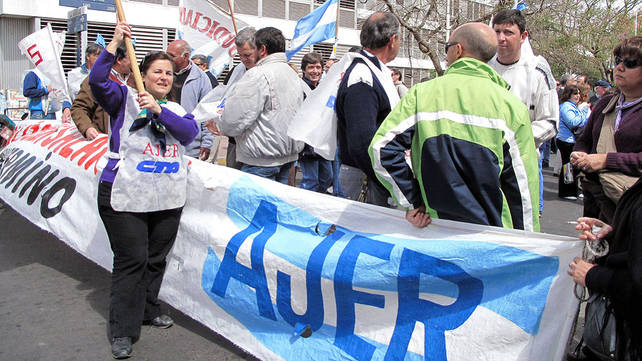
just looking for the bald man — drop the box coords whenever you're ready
[370,23,540,231]
[166,39,216,160]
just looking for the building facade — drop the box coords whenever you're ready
[0,0,494,93]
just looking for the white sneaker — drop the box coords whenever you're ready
[564,196,578,201]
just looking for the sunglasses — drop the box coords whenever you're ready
[140,50,161,68]
[444,42,459,53]
[615,56,640,69]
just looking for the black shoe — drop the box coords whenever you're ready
[542,162,550,168]
[143,314,173,329]
[111,337,132,359]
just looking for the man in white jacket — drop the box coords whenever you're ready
[218,27,303,184]
[488,9,559,218]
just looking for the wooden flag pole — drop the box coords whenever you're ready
[226,0,239,34]
[113,0,145,92]
[335,0,340,37]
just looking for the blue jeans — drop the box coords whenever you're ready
[539,152,544,213]
[539,140,551,164]
[332,149,345,198]
[299,159,333,193]
[30,110,56,120]
[242,162,294,184]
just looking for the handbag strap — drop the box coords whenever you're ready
[357,174,368,203]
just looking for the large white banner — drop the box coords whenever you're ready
[177,0,248,77]
[18,24,71,106]
[0,122,583,361]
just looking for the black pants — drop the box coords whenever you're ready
[97,182,182,341]
[556,139,580,198]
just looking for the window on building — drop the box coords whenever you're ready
[263,0,286,18]
[289,1,311,21]
[236,0,259,16]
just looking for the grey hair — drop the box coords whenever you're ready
[86,43,104,56]
[451,25,497,63]
[360,12,400,49]
[191,54,209,67]
[560,74,573,86]
[235,26,257,48]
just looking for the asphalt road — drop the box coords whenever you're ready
[0,165,584,360]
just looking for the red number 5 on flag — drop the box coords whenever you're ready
[27,44,43,66]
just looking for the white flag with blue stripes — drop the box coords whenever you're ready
[285,0,337,60]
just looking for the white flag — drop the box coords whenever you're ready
[18,24,70,106]
[191,63,247,123]
[288,53,399,160]
[177,0,248,77]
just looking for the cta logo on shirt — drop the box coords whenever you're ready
[137,142,181,173]
[136,160,180,173]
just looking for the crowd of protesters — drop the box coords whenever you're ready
[13,5,642,360]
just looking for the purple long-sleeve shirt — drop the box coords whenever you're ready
[88,50,198,183]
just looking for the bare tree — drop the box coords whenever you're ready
[376,0,638,81]
[527,0,639,82]
[379,0,509,76]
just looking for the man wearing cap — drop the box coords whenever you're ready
[589,80,611,108]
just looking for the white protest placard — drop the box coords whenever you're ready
[18,24,71,107]
[177,0,248,77]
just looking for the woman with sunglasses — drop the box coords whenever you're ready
[572,36,642,225]
[557,84,589,200]
[88,21,198,359]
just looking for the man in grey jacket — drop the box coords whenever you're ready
[167,39,215,160]
[218,27,303,184]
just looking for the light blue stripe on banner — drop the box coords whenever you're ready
[202,175,559,360]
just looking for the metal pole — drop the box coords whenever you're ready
[81,29,88,66]
[446,0,451,40]
[331,0,340,59]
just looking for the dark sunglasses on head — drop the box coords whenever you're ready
[139,50,164,69]
[444,42,459,53]
[615,56,640,69]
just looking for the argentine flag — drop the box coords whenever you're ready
[285,0,338,60]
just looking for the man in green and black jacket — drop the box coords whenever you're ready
[370,23,540,232]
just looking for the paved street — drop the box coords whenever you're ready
[0,164,584,360]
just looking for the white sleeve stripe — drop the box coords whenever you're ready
[373,110,535,230]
